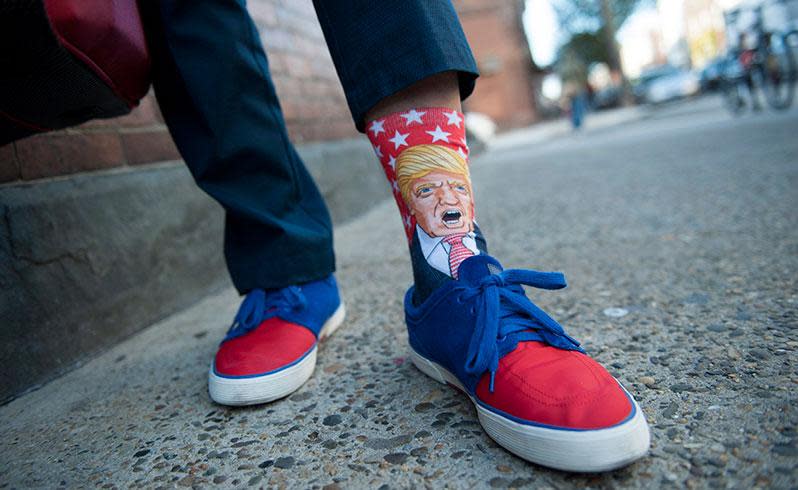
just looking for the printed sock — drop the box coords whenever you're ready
[366,107,488,302]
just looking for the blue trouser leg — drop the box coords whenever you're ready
[143,0,478,292]
[142,1,334,293]
[313,0,479,131]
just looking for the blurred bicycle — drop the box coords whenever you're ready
[720,0,798,114]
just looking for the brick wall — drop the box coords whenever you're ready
[456,0,542,129]
[250,1,356,142]
[0,0,356,185]
[0,0,541,184]
[1,95,178,183]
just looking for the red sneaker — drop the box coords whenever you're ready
[406,255,650,472]
[208,275,344,406]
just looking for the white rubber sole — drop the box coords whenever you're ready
[208,303,346,406]
[410,348,650,472]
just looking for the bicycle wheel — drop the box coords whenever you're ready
[761,31,797,110]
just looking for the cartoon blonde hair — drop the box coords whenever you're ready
[395,144,470,205]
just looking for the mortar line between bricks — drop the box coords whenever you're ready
[114,124,172,134]
[116,128,129,166]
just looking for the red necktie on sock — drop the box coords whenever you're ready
[443,233,475,279]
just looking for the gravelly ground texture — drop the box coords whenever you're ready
[2,97,796,489]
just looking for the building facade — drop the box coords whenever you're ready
[456,0,542,129]
[683,0,733,68]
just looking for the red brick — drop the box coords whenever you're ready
[266,51,288,72]
[279,99,300,121]
[285,15,320,39]
[299,79,329,98]
[275,4,311,34]
[287,118,357,143]
[295,36,320,56]
[16,131,125,180]
[249,1,278,27]
[456,0,541,129]
[313,102,336,120]
[285,100,309,121]
[121,130,180,165]
[277,0,315,18]
[324,120,358,140]
[260,28,293,51]
[309,57,337,79]
[285,53,313,78]
[0,143,20,183]
[272,74,303,98]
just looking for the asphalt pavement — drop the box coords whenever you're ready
[1,95,796,489]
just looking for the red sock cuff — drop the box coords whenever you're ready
[366,107,469,241]
[366,107,468,159]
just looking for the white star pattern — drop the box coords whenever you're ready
[443,110,462,127]
[389,130,409,150]
[369,119,385,136]
[401,109,426,125]
[364,109,475,243]
[426,125,451,143]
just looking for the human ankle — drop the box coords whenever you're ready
[366,107,488,301]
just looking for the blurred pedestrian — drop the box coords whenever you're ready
[559,56,589,130]
[563,80,589,130]
[737,32,764,111]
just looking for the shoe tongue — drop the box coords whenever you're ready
[458,254,504,284]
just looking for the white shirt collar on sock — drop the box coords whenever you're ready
[416,224,480,277]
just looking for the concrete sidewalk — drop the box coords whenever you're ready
[490,105,645,151]
[490,95,725,151]
[1,100,796,489]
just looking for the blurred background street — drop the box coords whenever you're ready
[2,0,798,487]
[2,95,796,488]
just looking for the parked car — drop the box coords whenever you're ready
[633,65,677,102]
[591,85,624,110]
[639,66,701,104]
[700,57,726,91]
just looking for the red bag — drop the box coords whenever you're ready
[0,0,151,145]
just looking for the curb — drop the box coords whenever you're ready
[0,137,389,403]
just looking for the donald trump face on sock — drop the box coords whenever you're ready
[395,144,474,237]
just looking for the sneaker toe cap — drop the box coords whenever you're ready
[214,319,316,377]
[475,342,633,430]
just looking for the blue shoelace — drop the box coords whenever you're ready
[460,269,584,392]
[223,286,306,342]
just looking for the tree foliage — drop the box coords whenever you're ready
[560,30,609,65]
[553,0,652,84]
[556,31,604,84]
[552,0,648,35]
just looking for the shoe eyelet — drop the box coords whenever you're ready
[456,295,465,304]
[469,307,476,315]
[497,335,507,342]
